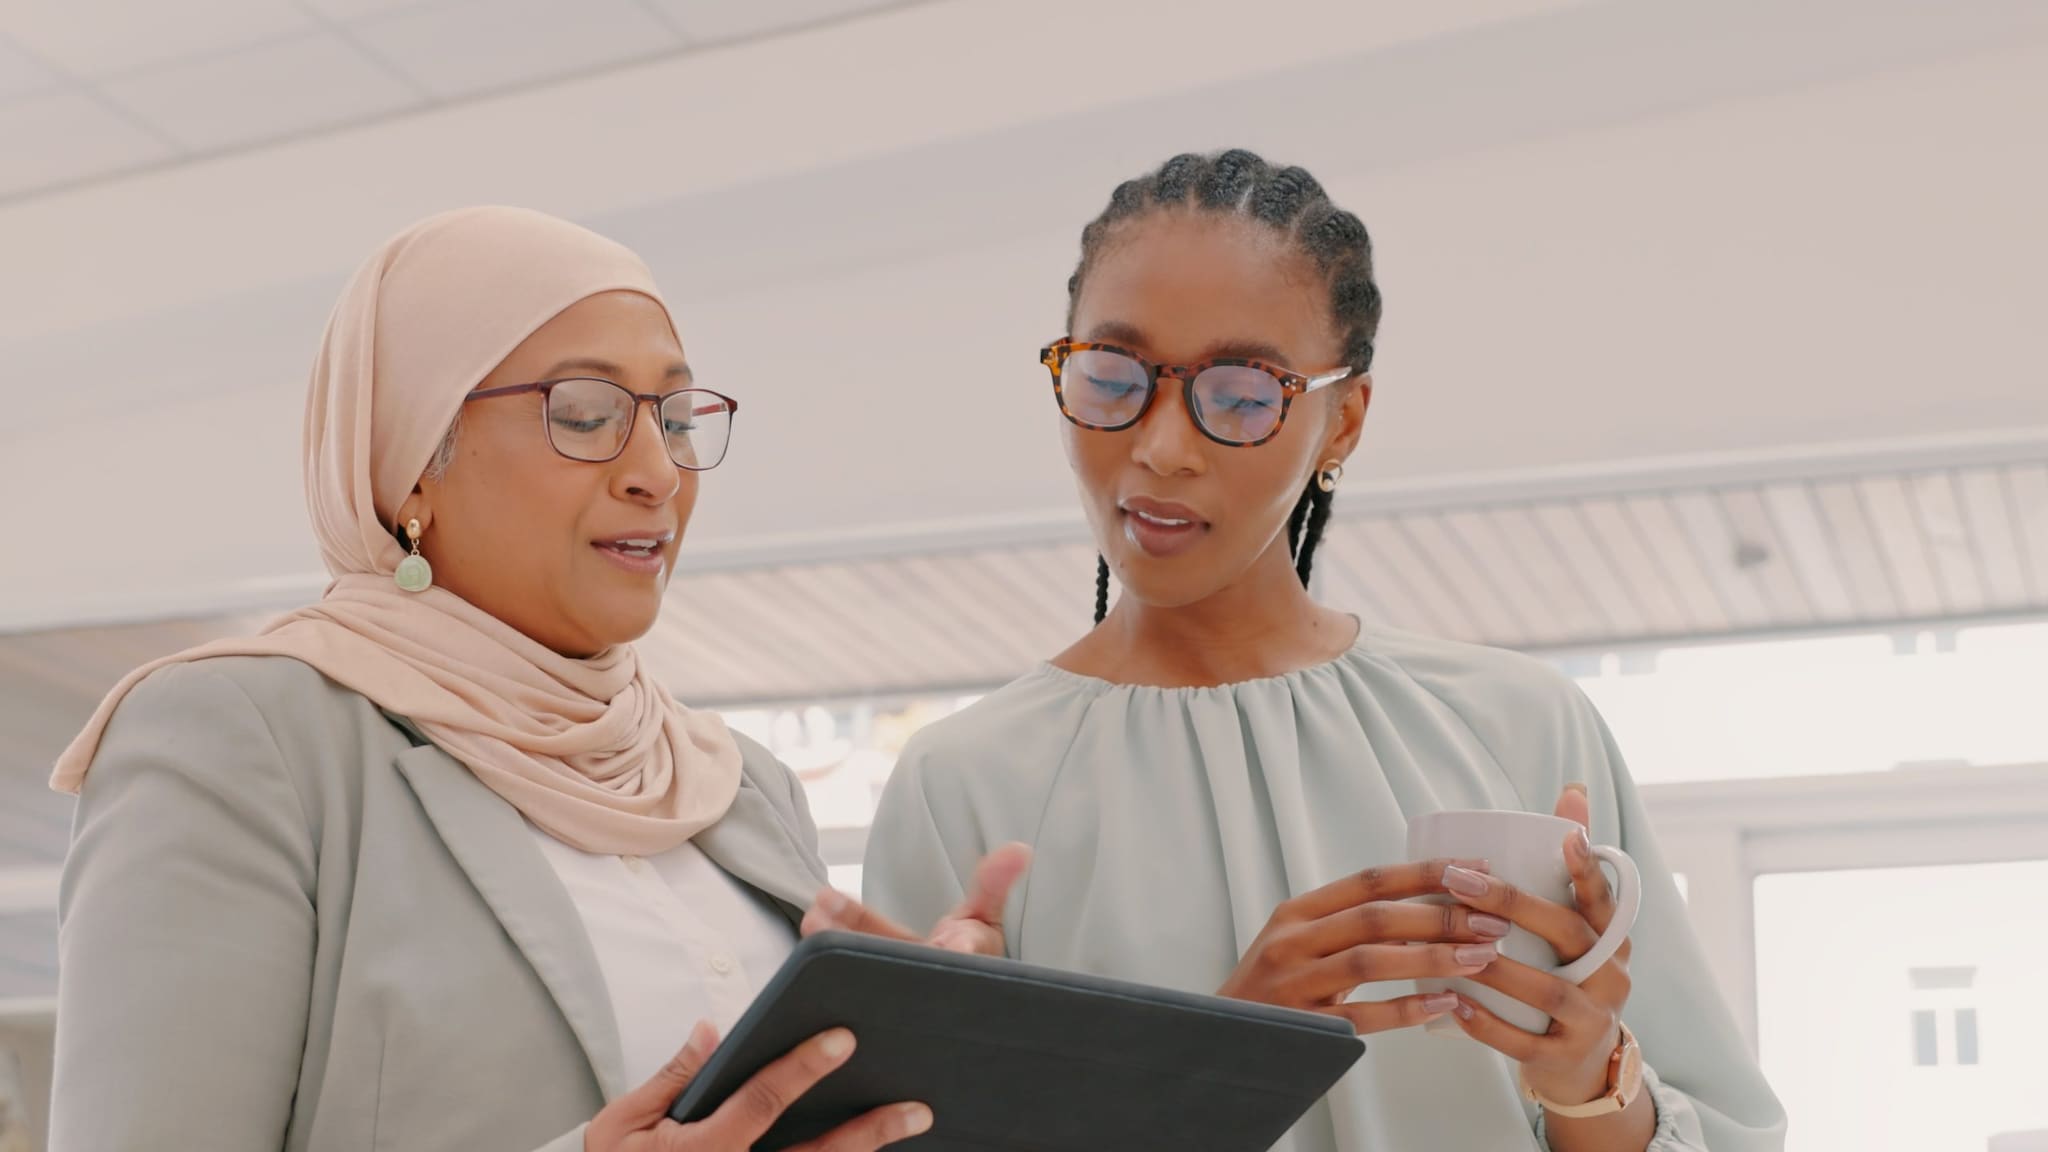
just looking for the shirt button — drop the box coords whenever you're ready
[623,856,649,874]
[709,953,735,976]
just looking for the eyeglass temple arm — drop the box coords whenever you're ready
[1300,368,1355,394]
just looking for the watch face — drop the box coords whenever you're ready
[1617,1039,1646,1101]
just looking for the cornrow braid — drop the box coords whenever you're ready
[1071,149,1380,622]
[1294,483,1334,587]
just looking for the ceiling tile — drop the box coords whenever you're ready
[804,563,976,684]
[354,0,681,101]
[954,551,1066,642]
[890,553,1043,664]
[1478,505,1609,640]
[0,34,63,100]
[1760,482,1858,623]
[1009,543,1097,626]
[2,0,313,79]
[1857,475,1947,617]
[1312,543,1400,633]
[1667,492,1773,629]
[2005,464,2048,603]
[1718,487,1816,622]
[1355,517,1486,641]
[1322,520,1456,639]
[1621,495,1732,633]
[0,89,174,201]
[1398,514,1523,643]
[1578,497,1696,636]
[650,0,903,45]
[1905,471,1987,615]
[1953,468,2030,611]
[102,31,417,152]
[1810,480,1901,619]
[1533,504,1650,635]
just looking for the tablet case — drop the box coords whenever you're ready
[668,932,1363,1150]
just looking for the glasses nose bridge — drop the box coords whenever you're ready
[1128,369,1206,463]
[1147,363,1204,420]
[609,387,672,459]
[1149,363,1211,424]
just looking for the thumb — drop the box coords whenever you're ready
[952,842,1033,926]
[1554,782,1591,829]
[614,1020,720,1125]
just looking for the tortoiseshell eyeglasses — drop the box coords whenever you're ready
[1039,338,1352,448]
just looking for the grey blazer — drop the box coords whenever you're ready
[51,655,830,1152]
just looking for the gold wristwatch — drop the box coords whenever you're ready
[1521,1023,1643,1119]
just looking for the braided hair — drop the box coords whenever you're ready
[1074,149,1382,624]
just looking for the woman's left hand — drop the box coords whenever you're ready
[800,843,1033,957]
[1440,785,1632,1106]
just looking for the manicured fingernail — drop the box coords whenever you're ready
[1443,866,1489,898]
[819,1030,855,1060]
[1569,829,1591,863]
[1470,914,1511,938]
[1454,943,1498,967]
[1453,998,1476,1021]
[1422,993,1459,1016]
[1452,857,1492,874]
[1564,782,1588,797]
[899,1104,933,1137]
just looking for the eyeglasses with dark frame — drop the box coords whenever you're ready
[1039,338,1354,448]
[462,377,739,471]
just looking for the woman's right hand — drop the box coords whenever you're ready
[585,1022,931,1152]
[801,842,1033,958]
[1217,858,1510,1034]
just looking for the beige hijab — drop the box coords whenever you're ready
[51,206,742,857]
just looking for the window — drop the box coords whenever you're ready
[1756,865,2045,1151]
[1907,966,1983,1070]
[1572,621,2048,785]
[1911,1009,1938,1067]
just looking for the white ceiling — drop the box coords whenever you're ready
[0,0,917,199]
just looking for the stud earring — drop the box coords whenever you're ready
[1316,460,1345,493]
[395,518,433,593]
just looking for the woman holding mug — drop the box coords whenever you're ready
[48,207,1015,1152]
[836,151,1786,1151]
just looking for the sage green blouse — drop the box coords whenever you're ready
[864,625,1785,1151]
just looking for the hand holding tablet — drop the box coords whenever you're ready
[665,933,1364,1152]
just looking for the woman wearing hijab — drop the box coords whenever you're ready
[47,207,1009,1152]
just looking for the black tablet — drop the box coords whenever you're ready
[667,932,1362,1151]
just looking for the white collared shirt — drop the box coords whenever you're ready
[531,826,796,1087]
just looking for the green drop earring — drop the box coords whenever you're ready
[395,517,433,593]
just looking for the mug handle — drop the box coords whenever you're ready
[1553,845,1642,985]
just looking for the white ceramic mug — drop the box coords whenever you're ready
[1406,808,1641,1034]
